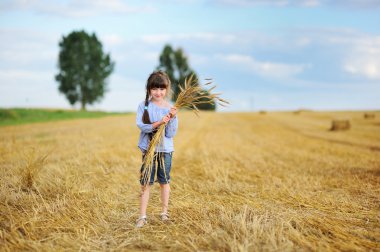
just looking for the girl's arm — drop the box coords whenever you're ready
[136,103,168,133]
[152,116,170,129]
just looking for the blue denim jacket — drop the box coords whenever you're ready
[136,100,178,153]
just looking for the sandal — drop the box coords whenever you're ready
[136,216,147,228]
[160,212,170,221]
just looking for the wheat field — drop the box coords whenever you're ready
[0,111,379,251]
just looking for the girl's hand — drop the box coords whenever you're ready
[169,107,177,118]
[161,115,171,124]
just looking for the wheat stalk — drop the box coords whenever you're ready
[140,75,229,186]
[21,149,49,191]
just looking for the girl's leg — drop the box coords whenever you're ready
[139,185,151,217]
[160,183,170,214]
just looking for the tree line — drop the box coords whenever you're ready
[56,30,215,111]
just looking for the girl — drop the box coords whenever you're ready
[135,71,178,228]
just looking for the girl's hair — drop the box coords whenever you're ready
[142,70,171,124]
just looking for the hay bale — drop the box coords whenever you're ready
[364,113,375,119]
[259,110,267,115]
[330,120,350,131]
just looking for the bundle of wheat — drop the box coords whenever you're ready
[140,75,229,186]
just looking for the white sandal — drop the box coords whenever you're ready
[160,212,169,221]
[136,216,147,228]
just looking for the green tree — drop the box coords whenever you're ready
[156,44,215,110]
[55,30,115,110]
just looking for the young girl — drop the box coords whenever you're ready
[135,71,178,228]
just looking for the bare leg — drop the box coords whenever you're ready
[139,185,151,217]
[160,183,170,214]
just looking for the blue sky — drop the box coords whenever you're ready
[1,0,380,112]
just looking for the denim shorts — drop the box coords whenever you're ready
[140,152,173,186]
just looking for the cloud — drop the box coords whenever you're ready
[216,53,309,79]
[0,29,59,70]
[0,29,132,70]
[343,36,380,80]
[0,28,153,111]
[101,34,124,47]
[294,28,380,80]
[141,32,240,45]
[0,69,52,85]
[210,0,321,7]
[0,69,145,112]
[329,0,380,9]
[210,0,380,8]
[0,0,156,18]
[1,25,379,111]
[0,68,68,109]
[90,75,146,111]
[139,29,380,84]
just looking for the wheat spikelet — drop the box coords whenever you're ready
[140,75,229,186]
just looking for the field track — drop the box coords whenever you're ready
[1,111,379,251]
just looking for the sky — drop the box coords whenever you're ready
[0,0,380,112]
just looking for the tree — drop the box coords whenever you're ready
[55,30,115,110]
[156,44,215,110]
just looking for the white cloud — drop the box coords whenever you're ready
[0,29,134,70]
[101,34,124,47]
[0,29,58,67]
[329,0,380,9]
[1,25,379,111]
[211,0,380,8]
[301,0,320,7]
[295,37,312,47]
[0,69,53,85]
[339,35,380,80]
[0,28,149,111]
[141,32,241,45]
[212,0,321,7]
[139,29,380,83]
[281,28,380,81]
[90,75,146,112]
[190,54,209,66]
[344,53,380,80]
[216,53,309,79]
[141,34,173,44]
[0,69,69,109]
[0,70,146,112]
[0,0,156,18]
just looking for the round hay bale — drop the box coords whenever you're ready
[259,110,267,115]
[364,113,375,119]
[330,119,350,131]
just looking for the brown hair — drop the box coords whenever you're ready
[142,71,171,124]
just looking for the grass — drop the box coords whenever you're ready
[0,108,125,127]
[0,110,379,251]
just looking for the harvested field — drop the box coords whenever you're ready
[1,111,379,251]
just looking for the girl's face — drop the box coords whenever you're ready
[150,87,167,102]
